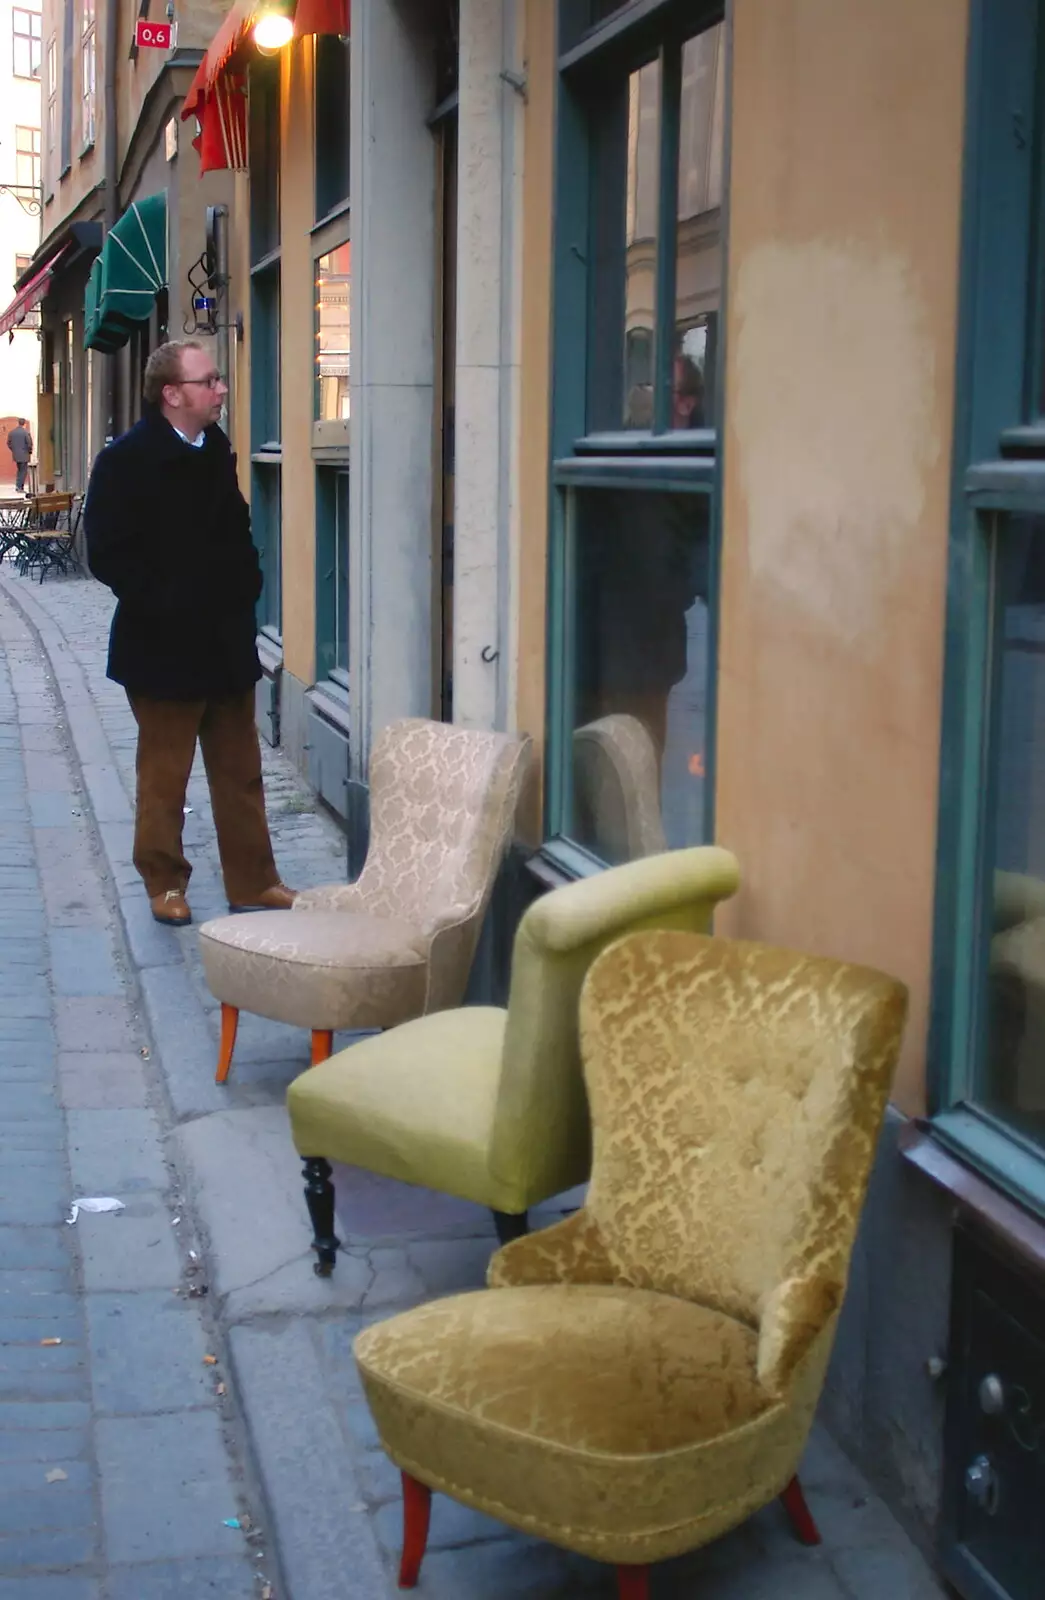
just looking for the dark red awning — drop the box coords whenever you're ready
[181,0,350,173]
[0,246,69,337]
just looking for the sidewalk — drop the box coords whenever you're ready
[0,567,949,1599]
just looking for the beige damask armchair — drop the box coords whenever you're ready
[198,719,531,1083]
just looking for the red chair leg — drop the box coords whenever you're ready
[398,1473,432,1588]
[616,1567,650,1600]
[780,1475,821,1545]
[215,1004,239,1084]
[311,1029,334,1066]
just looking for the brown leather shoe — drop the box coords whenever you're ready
[228,883,298,913]
[151,889,191,926]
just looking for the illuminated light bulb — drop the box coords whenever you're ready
[253,8,294,52]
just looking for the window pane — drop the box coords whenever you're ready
[623,62,661,429]
[588,59,660,433]
[314,34,350,219]
[252,463,282,633]
[316,467,349,678]
[249,59,280,262]
[673,24,724,429]
[315,243,351,422]
[984,512,1045,1147]
[565,486,711,862]
[250,263,280,446]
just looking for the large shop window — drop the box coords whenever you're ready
[249,56,282,637]
[933,0,1045,1210]
[546,0,724,877]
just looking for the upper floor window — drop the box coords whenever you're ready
[45,37,57,180]
[80,0,96,149]
[15,126,41,192]
[314,33,350,222]
[249,56,280,263]
[12,7,41,79]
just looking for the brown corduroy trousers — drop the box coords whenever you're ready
[128,691,279,905]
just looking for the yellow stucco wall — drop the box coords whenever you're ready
[716,0,970,1114]
[278,38,317,685]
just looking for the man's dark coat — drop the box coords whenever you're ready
[84,409,263,700]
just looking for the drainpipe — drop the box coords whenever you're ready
[102,0,119,440]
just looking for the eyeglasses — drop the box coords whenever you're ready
[180,373,226,389]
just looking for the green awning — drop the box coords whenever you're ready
[84,192,168,353]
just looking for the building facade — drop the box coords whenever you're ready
[11,0,1042,1593]
[13,0,239,491]
[0,0,42,480]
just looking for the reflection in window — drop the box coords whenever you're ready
[623,61,660,429]
[566,487,710,863]
[589,21,725,436]
[986,514,1045,1143]
[674,26,724,429]
[315,244,350,422]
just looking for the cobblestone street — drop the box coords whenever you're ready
[0,567,949,1599]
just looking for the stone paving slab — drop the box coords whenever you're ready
[0,589,265,1598]
[0,569,949,1599]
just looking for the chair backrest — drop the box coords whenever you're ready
[572,715,668,862]
[486,848,740,1205]
[353,719,530,1000]
[577,930,907,1329]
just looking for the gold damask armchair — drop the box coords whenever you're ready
[354,930,907,1599]
[199,719,530,1082]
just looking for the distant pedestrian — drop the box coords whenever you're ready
[83,340,296,926]
[7,418,32,493]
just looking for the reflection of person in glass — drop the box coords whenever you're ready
[575,491,707,764]
[672,353,704,430]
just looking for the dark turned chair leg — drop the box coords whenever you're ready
[492,1209,529,1246]
[302,1157,340,1277]
[398,1472,432,1588]
[780,1475,822,1545]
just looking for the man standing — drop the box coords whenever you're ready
[7,418,32,493]
[84,340,295,926]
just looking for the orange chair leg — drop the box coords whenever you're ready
[617,1568,650,1600]
[780,1475,821,1545]
[216,1004,239,1085]
[398,1473,431,1588]
[311,1029,334,1066]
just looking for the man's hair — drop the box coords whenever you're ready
[16,418,25,426]
[143,340,204,405]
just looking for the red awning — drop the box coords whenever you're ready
[0,245,69,337]
[182,0,350,173]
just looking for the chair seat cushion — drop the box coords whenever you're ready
[287,1007,520,1208]
[355,1285,805,1564]
[198,911,429,1031]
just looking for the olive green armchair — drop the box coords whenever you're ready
[355,930,908,1599]
[286,845,740,1274]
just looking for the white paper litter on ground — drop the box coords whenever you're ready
[66,1197,125,1225]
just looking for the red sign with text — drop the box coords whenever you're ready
[134,18,172,48]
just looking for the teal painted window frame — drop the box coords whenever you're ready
[930,0,1045,1211]
[543,0,726,878]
